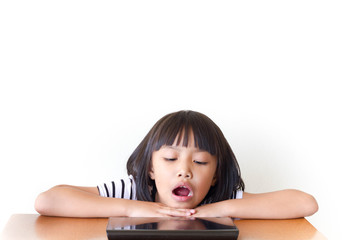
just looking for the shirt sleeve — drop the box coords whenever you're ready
[235,189,243,199]
[97,175,137,200]
[231,189,243,199]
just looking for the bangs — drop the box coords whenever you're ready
[152,111,219,156]
[127,110,245,203]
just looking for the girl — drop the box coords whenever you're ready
[35,110,318,219]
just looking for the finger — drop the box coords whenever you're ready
[158,207,195,217]
[171,208,196,214]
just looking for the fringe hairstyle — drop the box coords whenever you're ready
[126,110,245,204]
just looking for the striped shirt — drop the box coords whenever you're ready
[97,175,243,201]
[97,175,136,200]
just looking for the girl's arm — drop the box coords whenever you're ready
[193,189,318,219]
[34,185,194,218]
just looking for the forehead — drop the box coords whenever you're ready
[160,145,209,153]
[156,128,216,155]
[172,129,195,147]
[152,115,219,156]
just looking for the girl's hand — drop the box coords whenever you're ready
[192,201,229,218]
[127,201,196,217]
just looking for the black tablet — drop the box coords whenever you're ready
[106,217,239,240]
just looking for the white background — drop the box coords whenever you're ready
[1,1,359,239]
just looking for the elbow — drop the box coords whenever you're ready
[307,194,319,216]
[34,185,67,216]
[301,191,319,217]
[286,189,318,218]
[34,192,50,215]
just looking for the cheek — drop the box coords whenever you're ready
[196,168,216,185]
[152,162,172,179]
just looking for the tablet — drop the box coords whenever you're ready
[107,217,239,240]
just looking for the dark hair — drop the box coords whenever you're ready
[127,110,245,204]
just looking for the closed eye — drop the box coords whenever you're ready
[164,158,177,161]
[193,160,208,165]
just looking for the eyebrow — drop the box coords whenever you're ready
[161,145,208,153]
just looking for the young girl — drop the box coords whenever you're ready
[35,110,318,219]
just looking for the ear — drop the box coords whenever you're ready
[211,176,217,186]
[149,167,155,180]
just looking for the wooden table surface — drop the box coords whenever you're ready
[1,214,326,240]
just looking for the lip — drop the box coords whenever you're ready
[171,182,193,202]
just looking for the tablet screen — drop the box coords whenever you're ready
[107,217,239,240]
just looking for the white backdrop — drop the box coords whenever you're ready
[1,1,359,239]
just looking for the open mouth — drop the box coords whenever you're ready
[172,185,193,197]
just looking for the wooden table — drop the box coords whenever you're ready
[1,214,326,240]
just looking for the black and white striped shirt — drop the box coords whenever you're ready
[97,175,243,200]
[97,175,137,200]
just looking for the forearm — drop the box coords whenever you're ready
[194,189,318,219]
[35,185,195,218]
[226,189,318,219]
[35,185,132,217]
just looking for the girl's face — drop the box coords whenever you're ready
[149,132,217,209]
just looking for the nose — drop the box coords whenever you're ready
[177,162,193,179]
[177,170,192,179]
